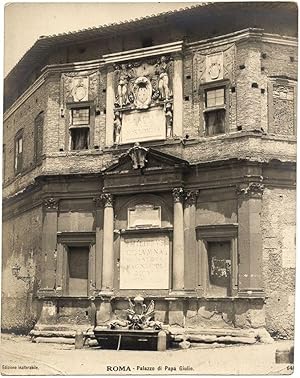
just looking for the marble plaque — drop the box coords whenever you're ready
[128,205,161,228]
[121,107,166,143]
[120,235,169,289]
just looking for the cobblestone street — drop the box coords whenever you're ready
[0,334,295,375]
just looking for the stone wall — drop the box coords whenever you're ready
[261,187,296,339]
[1,206,43,333]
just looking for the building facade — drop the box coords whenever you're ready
[2,3,297,341]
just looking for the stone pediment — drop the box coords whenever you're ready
[104,144,189,174]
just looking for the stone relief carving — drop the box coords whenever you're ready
[113,55,173,110]
[206,52,224,82]
[133,76,152,109]
[113,111,122,145]
[273,84,294,101]
[185,190,199,205]
[128,142,149,169]
[236,182,264,198]
[60,70,100,115]
[155,55,172,100]
[164,102,173,138]
[108,296,162,330]
[100,192,114,207]
[194,43,235,86]
[112,56,174,141]
[44,197,59,210]
[172,187,185,203]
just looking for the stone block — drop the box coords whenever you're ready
[168,301,184,327]
[96,301,112,325]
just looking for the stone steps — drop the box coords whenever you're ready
[168,327,273,346]
[29,324,94,345]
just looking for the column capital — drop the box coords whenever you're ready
[43,197,58,210]
[172,187,184,203]
[236,182,264,199]
[93,196,103,208]
[184,190,199,206]
[100,192,114,208]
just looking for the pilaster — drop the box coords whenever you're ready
[237,182,265,296]
[184,190,199,290]
[173,52,183,138]
[172,187,185,291]
[41,197,58,291]
[100,192,114,292]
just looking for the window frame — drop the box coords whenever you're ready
[65,102,95,151]
[57,232,96,297]
[196,224,238,297]
[199,79,230,136]
[34,111,44,164]
[14,129,24,175]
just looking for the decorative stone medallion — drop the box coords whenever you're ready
[133,76,152,109]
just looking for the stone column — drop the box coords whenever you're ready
[172,187,185,291]
[237,182,265,296]
[172,53,183,138]
[101,193,114,292]
[105,65,115,147]
[41,198,58,292]
[184,190,199,290]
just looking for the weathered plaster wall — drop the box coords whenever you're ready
[1,206,43,333]
[261,187,296,338]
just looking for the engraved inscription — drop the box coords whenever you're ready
[120,236,169,289]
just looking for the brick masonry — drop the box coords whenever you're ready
[2,12,297,338]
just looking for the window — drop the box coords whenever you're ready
[34,112,44,163]
[14,131,23,174]
[71,108,90,126]
[69,107,90,150]
[197,224,238,297]
[207,241,231,296]
[3,144,6,180]
[70,128,89,150]
[204,87,226,136]
[57,232,95,296]
[67,246,89,296]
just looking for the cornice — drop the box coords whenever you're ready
[187,28,297,51]
[102,40,184,64]
[4,75,46,121]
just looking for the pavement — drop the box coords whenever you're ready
[0,333,295,376]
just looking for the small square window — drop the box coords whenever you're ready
[205,88,225,108]
[71,108,90,126]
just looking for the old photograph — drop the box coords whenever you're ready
[1,1,297,375]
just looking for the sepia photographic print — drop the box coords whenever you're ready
[1,1,298,375]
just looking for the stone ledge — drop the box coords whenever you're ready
[168,327,273,345]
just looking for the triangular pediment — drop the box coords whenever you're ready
[103,146,189,174]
